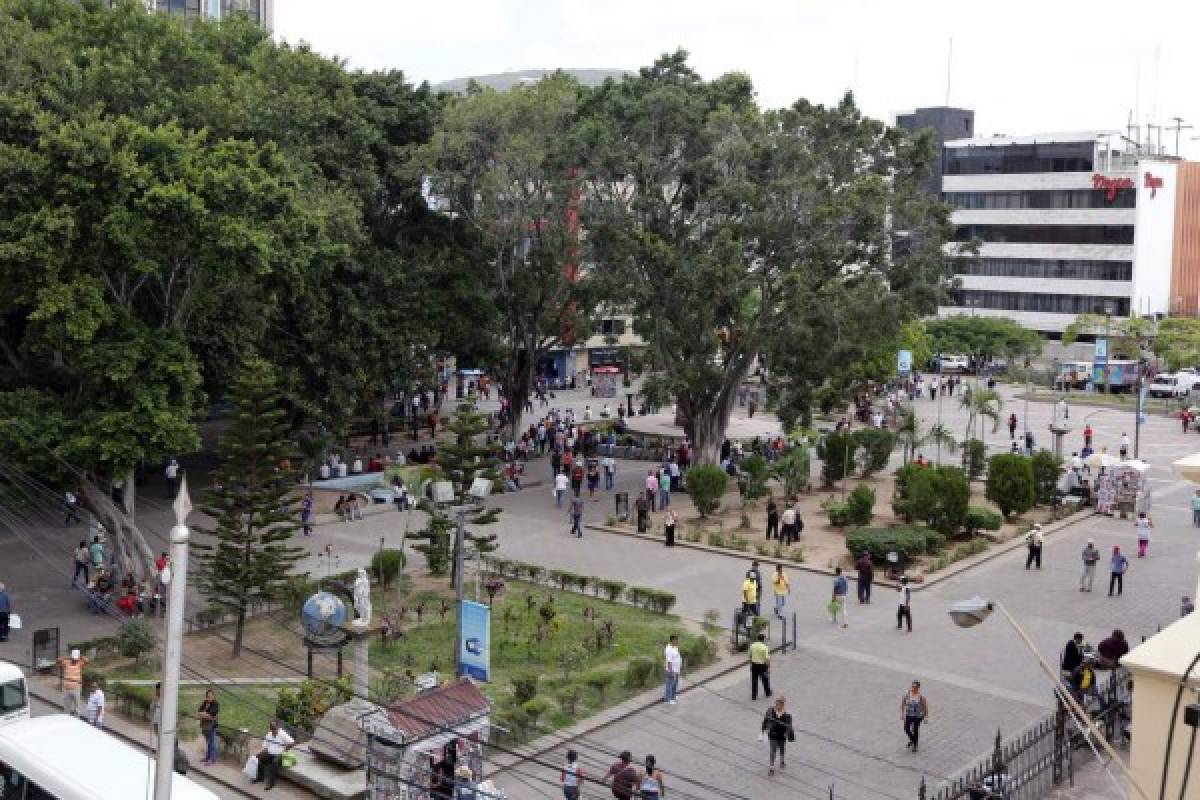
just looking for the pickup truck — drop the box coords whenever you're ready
[1149,372,1199,398]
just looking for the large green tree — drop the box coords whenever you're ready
[196,358,305,657]
[410,74,590,438]
[925,315,1043,367]
[577,53,953,462]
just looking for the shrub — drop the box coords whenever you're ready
[739,455,770,502]
[276,678,351,732]
[117,618,156,663]
[964,506,1004,537]
[845,485,876,526]
[854,428,897,477]
[986,454,1036,518]
[706,531,727,548]
[964,439,988,481]
[727,535,750,552]
[647,590,677,614]
[817,430,858,486]
[823,499,850,527]
[1031,449,1061,505]
[846,526,940,563]
[511,672,539,705]
[623,656,660,688]
[524,564,545,584]
[556,686,582,716]
[584,671,615,701]
[904,465,970,536]
[595,579,626,602]
[702,609,722,638]
[891,463,922,522]
[370,549,406,589]
[687,465,728,516]
[520,697,551,728]
[771,447,811,495]
[680,634,717,668]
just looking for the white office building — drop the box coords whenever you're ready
[938,132,1200,335]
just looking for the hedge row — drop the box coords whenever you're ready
[484,557,676,614]
[845,526,945,564]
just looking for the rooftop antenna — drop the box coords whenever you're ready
[1169,117,1193,157]
[944,37,953,107]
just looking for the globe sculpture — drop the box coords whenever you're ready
[302,590,350,647]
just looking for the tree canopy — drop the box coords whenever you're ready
[925,315,1042,364]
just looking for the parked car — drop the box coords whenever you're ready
[1149,372,1199,398]
[938,354,970,373]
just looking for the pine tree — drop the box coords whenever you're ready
[196,358,306,657]
[437,401,503,495]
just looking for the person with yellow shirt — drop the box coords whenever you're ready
[772,565,790,620]
[748,633,772,701]
[741,572,758,617]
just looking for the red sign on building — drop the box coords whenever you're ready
[1144,172,1164,198]
[1092,173,1135,202]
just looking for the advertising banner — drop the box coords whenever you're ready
[458,600,491,681]
[897,350,913,376]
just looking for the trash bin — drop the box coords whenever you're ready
[615,492,629,522]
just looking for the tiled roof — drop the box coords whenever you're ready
[386,678,490,742]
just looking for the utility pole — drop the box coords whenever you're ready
[154,478,192,800]
[451,507,468,676]
[1169,117,1193,156]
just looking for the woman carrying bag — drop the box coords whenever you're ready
[197,688,220,766]
[760,696,795,775]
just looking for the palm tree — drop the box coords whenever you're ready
[895,405,959,465]
[960,388,1003,443]
[923,422,959,465]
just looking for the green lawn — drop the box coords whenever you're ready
[369,580,717,739]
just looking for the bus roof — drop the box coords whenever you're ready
[0,715,220,800]
[0,661,24,683]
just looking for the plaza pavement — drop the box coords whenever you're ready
[3,381,1199,800]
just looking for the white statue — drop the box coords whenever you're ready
[352,568,372,627]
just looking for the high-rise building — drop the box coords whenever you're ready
[938,131,1200,334]
[895,107,975,196]
[148,0,273,28]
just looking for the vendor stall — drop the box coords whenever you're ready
[591,365,619,398]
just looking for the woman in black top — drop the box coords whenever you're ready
[198,689,219,766]
[765,500,779,540]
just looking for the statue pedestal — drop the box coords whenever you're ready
[1049,424,1071,461]
[340,621,384,702]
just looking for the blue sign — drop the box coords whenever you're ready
[1094,338,1108,366]
[897,350,913,376]
[458,600,491,681]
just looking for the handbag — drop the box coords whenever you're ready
[242,754,259,780]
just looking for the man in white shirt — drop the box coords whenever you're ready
[318,462,331,480]
[663,635,682,704]
[164,458,179,499]
[601,456,615,490]
[255,719,295,789]
[85,682,105,729]
[554,470,570,508]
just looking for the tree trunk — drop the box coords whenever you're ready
[682,380,742,466]
[80,480,155,583]
[233,608,245,659]
[504,346,535,443]
[124,468,136,518]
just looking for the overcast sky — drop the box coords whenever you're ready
[275,0,1200,157]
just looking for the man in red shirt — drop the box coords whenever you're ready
[604,751,638,800]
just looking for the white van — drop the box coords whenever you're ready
[0,661,29,726]
[1149,373,1200,398]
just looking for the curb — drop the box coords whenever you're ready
[584,506,1096,592]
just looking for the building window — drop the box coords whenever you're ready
[953,290,1129,316]
[957,259,1132,281]
[221,0,260,22]
[600,319,626,336]
[943,142,1095,175]
[953,225,1134,245]
[946,188,1135,210]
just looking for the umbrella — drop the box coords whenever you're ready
[1120,459,1150,472]
[1086,452,1119,469]
[1173,453,1200,482]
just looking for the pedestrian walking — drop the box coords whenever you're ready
[761,696,795,776]
[1119,432,1130,460]
[165,457,179,499]
[896,577,913,633]
[772,564,790,619]
[569,496,584,538]
[1192,490,1200,527]
[749,633,772,701]
[765,498,779,540]
[1135,511,1153,557]
[554,470,569,508]
[663,509,677,547]
[586,459,600,498]
[749,560,763,615]
[901,681,928,752]
[1024,524,1043,570]
[604,751,639,800]
[637,755,665,800]
[1008,414,1018,440]
[635,493,649,533]
[197,688,220,766]
[780,504,796,544]
[1083,424,1094,448]
[570,463,584,497]
[1060,632,1085,676]
[72,539,90,588]
[855,551,873,604]
[829,568,848,627]
[1080,538,1099,592]
[85,682,105,729]
[741,571,758,618]
[1109,545,1128,596]
[645,470,658,509]
[56,650,89,716]
[63,490,81,526]
[560,750,585,800]
[602,455,615,490]
[89,536,105,571]
[663,634,681,704]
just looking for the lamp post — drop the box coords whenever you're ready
[154,479,193,800]
[947,597,1150,800]
[452,478,492,677]
[1103,302,1115,395]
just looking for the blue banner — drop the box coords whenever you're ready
[458,600,491,681]
[897,350,913,376]
[1094,338,1108,365]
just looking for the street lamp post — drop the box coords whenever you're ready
[154,479,193,800]
[948,597,1151,800]
[1103,303,1115,395]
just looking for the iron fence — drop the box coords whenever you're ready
[918,668,1130,800]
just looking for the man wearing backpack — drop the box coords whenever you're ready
[760,696,795,776]
[1024,524,1044,570]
